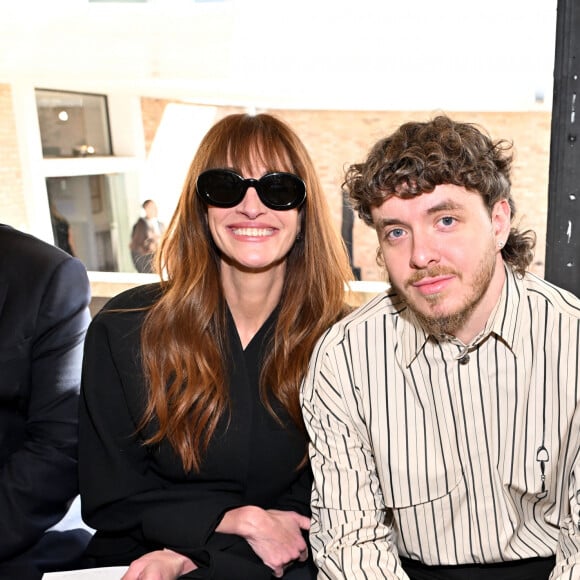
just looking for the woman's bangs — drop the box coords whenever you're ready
[230,135,296,176]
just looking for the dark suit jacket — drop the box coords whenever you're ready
[0,225,92,576]
[79,284,315,579]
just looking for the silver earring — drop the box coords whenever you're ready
[497,240,504,249]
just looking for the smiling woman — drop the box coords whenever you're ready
[78,112,354,580]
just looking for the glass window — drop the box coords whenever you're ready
[46,173,138,272]
[36,89,112,158]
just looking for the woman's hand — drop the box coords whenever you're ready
[121,548,197,580]
[217,506,310,578]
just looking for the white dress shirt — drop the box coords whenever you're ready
[301,267,580,579]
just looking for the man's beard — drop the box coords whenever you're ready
[391,245,497,338]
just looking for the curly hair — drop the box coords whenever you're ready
[344,115,535,274]
[141,113,353,472]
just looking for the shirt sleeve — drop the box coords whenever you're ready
[0,256,91,559]
[551,406,580,580]
[300,331,408,579]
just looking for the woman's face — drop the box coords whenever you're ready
[207,163,302,273]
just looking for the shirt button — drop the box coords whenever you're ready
[459,354,470,365]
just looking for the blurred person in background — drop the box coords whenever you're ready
[49,199,76,257]
[130,199,165,273]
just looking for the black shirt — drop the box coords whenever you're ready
[79,284,312,579]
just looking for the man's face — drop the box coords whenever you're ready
[144,202,158,219]
[371,184,511,343]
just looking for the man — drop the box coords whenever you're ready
[129,199,165,273]
[0,224,92,579]
[301,116,579,579]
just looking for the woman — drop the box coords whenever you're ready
[78,113,353,579]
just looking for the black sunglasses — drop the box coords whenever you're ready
[196,169,306,211]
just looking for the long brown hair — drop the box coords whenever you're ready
[141,113,353,472]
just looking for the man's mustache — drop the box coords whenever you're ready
[406,266,459,287]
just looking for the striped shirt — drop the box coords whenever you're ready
[301,267,580,579]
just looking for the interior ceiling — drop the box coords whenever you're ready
[0,0,558,111]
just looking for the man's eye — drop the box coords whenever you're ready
[387,228,405,240]
[440,216,456,227]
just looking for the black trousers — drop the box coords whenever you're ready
[400,556,556,580]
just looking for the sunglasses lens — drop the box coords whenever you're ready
[197,170,242,207]
[260,173,306,209]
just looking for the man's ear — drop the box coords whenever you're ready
[492,199,511,244]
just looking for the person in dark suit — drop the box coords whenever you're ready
[129,199,165,273]
[78,113,354,580]
[0,224,92,579]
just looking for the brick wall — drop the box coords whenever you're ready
[141,100,551,282]
[0,84,27,228]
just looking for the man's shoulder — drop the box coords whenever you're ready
[0,224,70,267]
[0,225,85,288]
[318,289,405,347]
[521,272,580,319]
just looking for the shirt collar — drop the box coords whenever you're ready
[400,265,524,367]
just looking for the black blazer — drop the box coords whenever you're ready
[0,225,91,572]
[79,284,314,580]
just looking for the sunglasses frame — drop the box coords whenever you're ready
[196,168,306,211]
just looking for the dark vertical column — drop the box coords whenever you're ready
[545,0,580,296]
[341,190,361,280]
